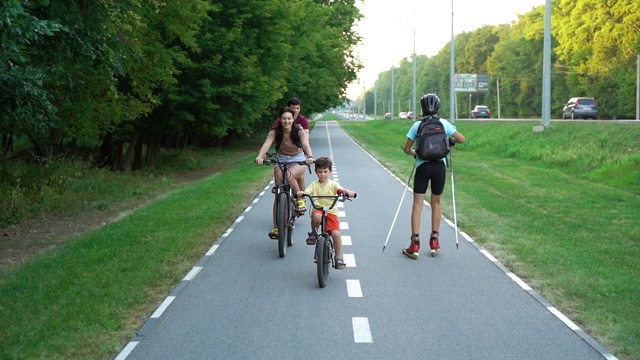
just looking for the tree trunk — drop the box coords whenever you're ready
[2,134,13,153]
[112,139,124,171]
[133,134,143,171]
[121,132,139,172]
[98,132,115,168]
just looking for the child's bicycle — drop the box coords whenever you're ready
[262,153,311,258]
[303,190,354,288]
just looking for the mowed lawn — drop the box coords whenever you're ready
[339,119,639,360]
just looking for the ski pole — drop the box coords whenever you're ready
[450,150,459,250]
[382,162,415,252]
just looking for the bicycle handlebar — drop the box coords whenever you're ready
[301,192,355,211]
[260,152,313,173]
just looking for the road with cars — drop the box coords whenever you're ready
[116,121,616,360]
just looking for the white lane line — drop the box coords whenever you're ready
[338,210,346,217]
[182,266,202,281]
[346,279,363,297]
[352,317,373,343]
[114,341,139,360]
[343,253,356,267]
[150,296,176,318]
[340,222,349,229]
[508,272,532,291]
[342,235,352,246]
[548,307,581,331]
[206,244,219,256]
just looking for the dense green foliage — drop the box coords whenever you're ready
[0,0,361,169]
[367,0,640,120]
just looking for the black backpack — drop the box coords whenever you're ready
[415,116,450,161]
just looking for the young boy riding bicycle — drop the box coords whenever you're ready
[297,157,356,270]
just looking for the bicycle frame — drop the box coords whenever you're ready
[263,153,311,258]
[304,193,349,288]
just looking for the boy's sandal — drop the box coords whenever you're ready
[268,228,278,239]
[306,232,317,245]
[335,258,346,270]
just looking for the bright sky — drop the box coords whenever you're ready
[346,0,546,100]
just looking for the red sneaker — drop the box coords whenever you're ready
[429,234,440,257]
[402,236,420,260]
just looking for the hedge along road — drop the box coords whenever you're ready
[117,121,615,360]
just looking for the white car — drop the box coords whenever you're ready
[398,112,408,119]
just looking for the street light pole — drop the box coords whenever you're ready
[391,51,395,120]
[412,11,417,120]
[449,0,456,123]
[541,0,552,128]
[363,82,366,119]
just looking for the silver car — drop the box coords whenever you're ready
[562,97,598,119]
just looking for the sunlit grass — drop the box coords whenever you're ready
[339,119,640,359]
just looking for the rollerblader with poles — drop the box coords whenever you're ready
[402,93,466,259]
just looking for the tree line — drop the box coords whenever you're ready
[1,0,362,170]
[366,0,639,120]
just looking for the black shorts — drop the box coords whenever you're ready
[413,161,446,195]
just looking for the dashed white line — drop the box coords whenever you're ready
[352,317,373,343]
[114,341,138,360]
[346,279,363,297]
[340,222,349,229]
[182,266,202,281]
[205,244,219,256]
[548,307,581,331]
[343,253,356,267]
[341,235,352,246]
[508,272,532,291]
[151,296,176,318]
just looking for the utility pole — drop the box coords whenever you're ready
[636,54,639,120]
[374,82,377,118]
[391,54,395,121]
[541,0,552,128]
[363,83,366,119]
[449,0,455,123]
[412,11,417,120]
[497,77,501,119]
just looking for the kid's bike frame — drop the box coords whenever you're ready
[303,192,352,288]
[263,153,311,258]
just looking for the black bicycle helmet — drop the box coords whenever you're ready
[420,93,441,115]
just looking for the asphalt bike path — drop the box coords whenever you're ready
[117,121,615,360]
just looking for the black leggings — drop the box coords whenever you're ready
[413,161,446,195]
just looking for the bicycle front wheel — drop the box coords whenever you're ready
[316,235,329,288]
[276,192,289,258]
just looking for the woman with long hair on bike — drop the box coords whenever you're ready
[256,107,314,238]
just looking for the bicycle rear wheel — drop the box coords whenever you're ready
[286,199,295,247]
[276,192,289,258]
[316,235,329,288]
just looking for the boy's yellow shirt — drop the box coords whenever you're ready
[305,179,342,215]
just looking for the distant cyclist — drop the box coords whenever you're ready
[402,93,466,259]
[256,107,314,239]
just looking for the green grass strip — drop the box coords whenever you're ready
[339,119,639,359]
[0,152,272,359]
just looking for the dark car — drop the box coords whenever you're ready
[562,97,598,119]
[470,105,491,119]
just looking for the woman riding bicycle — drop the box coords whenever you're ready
[256,107,314,238]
